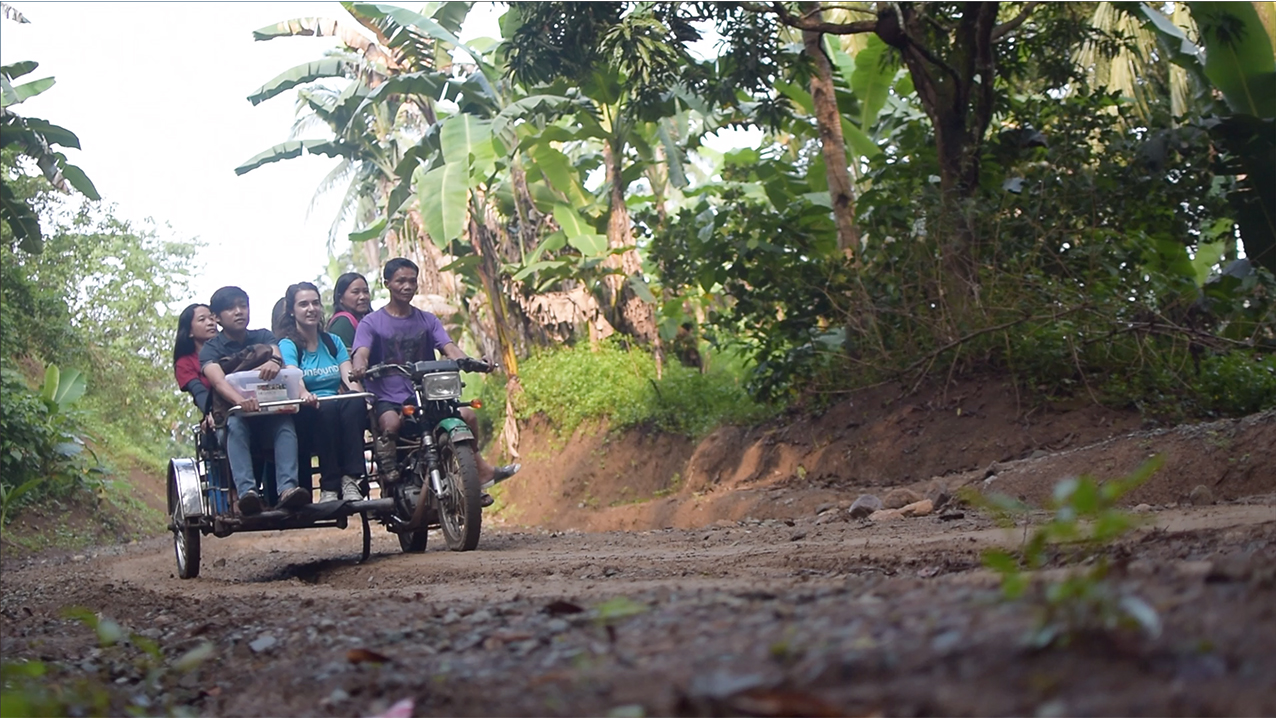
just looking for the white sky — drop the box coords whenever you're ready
[2,1,504,316]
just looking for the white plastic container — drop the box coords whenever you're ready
[225,366,304,414]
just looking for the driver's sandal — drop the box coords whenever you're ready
[481,463,521,490]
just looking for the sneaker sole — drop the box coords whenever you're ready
[278,489,311,509]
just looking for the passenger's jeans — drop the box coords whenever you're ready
[225,412,299,498]
[295,399,367,491]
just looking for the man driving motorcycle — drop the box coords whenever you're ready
[349,258,519,500]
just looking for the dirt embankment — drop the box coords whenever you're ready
[503,378,1275,531]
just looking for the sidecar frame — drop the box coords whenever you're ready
[166,393,407,578]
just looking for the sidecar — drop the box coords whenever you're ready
[166,393,402,578]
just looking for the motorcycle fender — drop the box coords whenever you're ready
[168,458,204,519]
[436,417,474,443]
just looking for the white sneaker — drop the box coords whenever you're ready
[318,490,339,503]
[340,475,363,502]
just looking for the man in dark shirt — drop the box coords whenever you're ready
[200,286,307,515]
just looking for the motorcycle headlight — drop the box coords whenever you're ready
[421,372,462,401]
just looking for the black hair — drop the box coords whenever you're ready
[382,257,419,282]
[209,286,249,315]
[279,282,337,356]
[333,272,369,315]
[173,303,211,365]
[270,297,288,339]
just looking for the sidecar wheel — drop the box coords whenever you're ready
[168,469,201,579]
[439,442,481,551]
[173,508,201,579]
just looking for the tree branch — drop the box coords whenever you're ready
[803,4,877,18]
[901,305,1088,378]
[736,1,877,34]
[991,1,1041,42]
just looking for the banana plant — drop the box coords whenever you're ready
[1,58,99,252]
[1132,1,1276,276]
[235,2,466,248]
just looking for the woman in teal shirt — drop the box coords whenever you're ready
[278,282,367,503]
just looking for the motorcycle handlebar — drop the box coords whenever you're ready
[364,358,497,379]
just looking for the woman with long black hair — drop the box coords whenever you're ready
[172,303,219,423]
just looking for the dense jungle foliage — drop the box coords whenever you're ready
[1,154,197,525]
[3,2,1275,526]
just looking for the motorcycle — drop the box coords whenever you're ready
[365,357,495,553]
[165,358,499,578]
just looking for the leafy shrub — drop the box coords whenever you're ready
[515,339,771,439]
[0,365,104,529]
[651,86,1276,419]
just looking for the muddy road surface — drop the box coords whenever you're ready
[3,499,1274,717]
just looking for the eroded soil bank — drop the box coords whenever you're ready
[2,383,1274,716]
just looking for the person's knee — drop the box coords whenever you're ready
[379,412,400,436]
[459,406,480,433]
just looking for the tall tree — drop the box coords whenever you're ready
[737,1,1050,285]
[502,2,701,346]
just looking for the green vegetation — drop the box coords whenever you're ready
[241,2,1273,438]
[0,364,99,528]
[977,457,1165,647]
[1,14,100,252]
[5,2,1276,544]
[2,151,196,534]
[0,609,213,717]
[515,339,773,439]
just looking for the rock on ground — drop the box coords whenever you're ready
[849,495,883,519]
[883,488,923,510]
[900,499,934,517]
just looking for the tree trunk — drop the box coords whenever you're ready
[468,195,520,378]
[802,4,861,259]
[601,141,659,347]
[889,2,1002,295]
[468,194,523,458]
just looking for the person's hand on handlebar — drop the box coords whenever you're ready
[301,390,320,408]
[239,395,260,414]
[457,356,495,373]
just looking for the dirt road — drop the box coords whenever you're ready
[3,500,1274,716]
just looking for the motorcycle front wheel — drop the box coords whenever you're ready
[438,439,482,551]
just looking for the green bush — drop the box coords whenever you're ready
[515,340,772,439]
[0,365,105,528]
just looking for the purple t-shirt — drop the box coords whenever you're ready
[353,307,454,404]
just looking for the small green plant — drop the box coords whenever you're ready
[977,456,1165,648]
[0,608,214,717]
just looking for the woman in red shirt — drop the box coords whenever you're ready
[173,303,219,425]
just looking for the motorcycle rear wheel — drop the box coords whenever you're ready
[438,441,481,551]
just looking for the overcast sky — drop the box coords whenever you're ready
[3,1,503,315]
